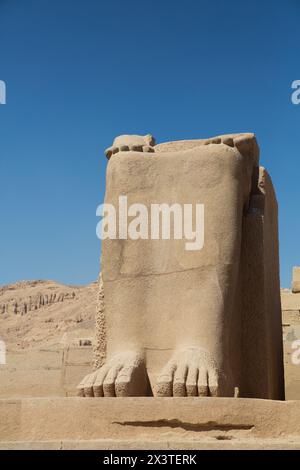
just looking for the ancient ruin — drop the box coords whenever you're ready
[292,267,300,293]
[281,267,300,399]
[78,133,285,399]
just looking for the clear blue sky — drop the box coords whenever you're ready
[0,0,299,287]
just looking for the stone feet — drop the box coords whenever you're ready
[203,133,259,165]
[77,351,148,397]
[105,134,156,159]
[77,348,233,398]
[156,348,223,397]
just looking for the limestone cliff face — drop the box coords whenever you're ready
[0,281,76,316]
[0,280,97,349]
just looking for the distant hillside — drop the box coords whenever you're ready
[0,280,97,350]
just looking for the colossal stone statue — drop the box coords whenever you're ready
[78,133,285,399]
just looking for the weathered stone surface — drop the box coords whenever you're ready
[79,133,284,399]
[241,167,284,399]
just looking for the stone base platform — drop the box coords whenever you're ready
[1,397,300,450]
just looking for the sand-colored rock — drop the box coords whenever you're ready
[79,133,284,399]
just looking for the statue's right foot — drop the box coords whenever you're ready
[77,351,148,397]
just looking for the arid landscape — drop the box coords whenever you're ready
[0,280,97,397]
[0,279,97,348]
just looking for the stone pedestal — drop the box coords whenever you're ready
[1,397,300,449]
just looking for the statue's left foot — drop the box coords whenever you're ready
[156,348,222,397]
